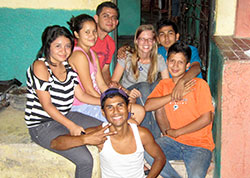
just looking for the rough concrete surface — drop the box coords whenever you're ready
[0,106,100,178]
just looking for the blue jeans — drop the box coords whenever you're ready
[145,136,212,178]
[71,104,107,122]
[128,81,161,139]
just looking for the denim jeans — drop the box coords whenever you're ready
[144,136,212,178]
[128,81,161,139]
[71,104,107,122]
[28,112,102,178]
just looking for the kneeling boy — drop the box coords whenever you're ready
[51,88,166,178]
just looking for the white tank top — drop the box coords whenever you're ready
[100,123,145,178]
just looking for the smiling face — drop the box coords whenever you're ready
[74,20,97,49]
[157,25,179,51]
[95,7,119,33]
[49,36,72,64]
[167,52,190,81]
[102,95,130,128]
[135,30,155,55]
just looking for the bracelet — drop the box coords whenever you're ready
[164,129,170,135]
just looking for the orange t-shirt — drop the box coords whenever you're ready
[148,78,215,151]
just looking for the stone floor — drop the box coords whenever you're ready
[0,106,100,178]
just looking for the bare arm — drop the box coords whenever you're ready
[172,62,201,101]
[68,51,100,97]
[111,62,125,83]
[50,124,117,150]
[139,127,166,178]
[94,53,109,92]
[166,111,213,138]
[74,85,100,105]
[155,107,171,134]
[130,103,145,124]
[144,94,172,111]
[102,64,111,85]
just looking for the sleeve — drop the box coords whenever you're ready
[105,36,115,64]
[117,58,126,68]
[117,52,131,68]
[157,54,167,72]
[147,80,165,99]
[29,67,52,91]
[68,67,79,87]
[195,79,214,115]
[158,46,167,62]
[190,45,201,65]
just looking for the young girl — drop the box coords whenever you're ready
[67,14,108,122]
[25,25,113,178]
[111,24,169,138]
[67,14,145,124]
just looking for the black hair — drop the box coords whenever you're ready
[96,1,120,19]
[167,42,192,63]
[36,25,74,65]
[67,14,96,38]
[156,19,178,34]
[101,88,129,109]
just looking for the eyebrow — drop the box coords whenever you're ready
[101,12,118,17]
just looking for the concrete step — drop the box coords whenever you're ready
[0,106,101,178]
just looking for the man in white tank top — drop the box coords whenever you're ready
[50,88,166,178]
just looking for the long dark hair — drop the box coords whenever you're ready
[36,25,74,65]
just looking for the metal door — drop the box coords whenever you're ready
[179,0,214,79]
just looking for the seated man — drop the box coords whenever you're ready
[144,42,215,178]
[51,88,166,178]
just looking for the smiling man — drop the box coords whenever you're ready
[51,88,166,178]
[92,1,119,84]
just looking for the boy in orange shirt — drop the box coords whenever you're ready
[144,42,215,178]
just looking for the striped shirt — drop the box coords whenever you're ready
[24,58,79,128]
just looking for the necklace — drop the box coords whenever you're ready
[138,65,143,71]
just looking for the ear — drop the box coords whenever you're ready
[156,36,161,44]
[115,19,119,26]
[176,33,180,41]
[94,15,98,23]
[128,103,132,113]
[186,62,191,70]
[101,109,106,117]
[134,38,138,45]
[74,31,79,39]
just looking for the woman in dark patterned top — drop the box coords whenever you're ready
[25,25,115,178]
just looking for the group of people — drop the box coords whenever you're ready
[24,1,215,178]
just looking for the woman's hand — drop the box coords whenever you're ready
[68,123,85,136]
[109,81,122,88]
[128,89,141,103]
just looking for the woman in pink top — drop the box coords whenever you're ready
[67,14,108,122]
[67,14,145,124]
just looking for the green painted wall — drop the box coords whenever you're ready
[117,0,140,36]
[0,8,95,85]
[207,40,224,178]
